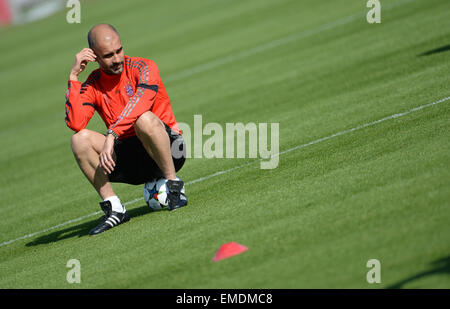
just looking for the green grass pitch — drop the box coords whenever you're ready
[0,0,449,288]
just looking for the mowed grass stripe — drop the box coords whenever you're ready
[2,97,447,288]
[1,95,448,248]
[165,0,418,83]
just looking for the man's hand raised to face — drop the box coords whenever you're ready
[70,48,97,81]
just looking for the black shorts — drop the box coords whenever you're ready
[108,123,186,185]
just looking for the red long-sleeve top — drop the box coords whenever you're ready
[65,55,180,139]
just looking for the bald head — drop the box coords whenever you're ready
[87,24,120,50]
[87,24,124,75]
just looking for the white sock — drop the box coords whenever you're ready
[104,196,125,213]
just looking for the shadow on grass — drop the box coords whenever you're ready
[386,256,450,289]
[25,205,156,247]
[419,44,450,56]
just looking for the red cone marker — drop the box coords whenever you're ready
[212,242,248,262]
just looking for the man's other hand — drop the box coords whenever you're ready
[70,48,97,81]
[99,134,116,175]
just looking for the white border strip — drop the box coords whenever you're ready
[1,95,448,248]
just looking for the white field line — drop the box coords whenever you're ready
[1,95,449,248]
[165,0,417,83]
[275,96,450,158]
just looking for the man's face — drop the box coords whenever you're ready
[93,35,124,75]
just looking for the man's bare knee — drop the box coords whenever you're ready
[71,129,94,156]
[134,112,164,137]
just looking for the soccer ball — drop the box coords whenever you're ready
[143,178,168,211]
[143,178,187,211]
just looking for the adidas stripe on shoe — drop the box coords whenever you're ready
[89,200,130,235]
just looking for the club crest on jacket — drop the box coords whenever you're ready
[125,83,134,97]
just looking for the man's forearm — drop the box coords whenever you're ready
[65,79,94,132]
[69,72,79,81]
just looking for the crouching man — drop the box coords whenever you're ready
[65,24,187,235]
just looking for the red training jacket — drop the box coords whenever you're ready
[65,55,180,139]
